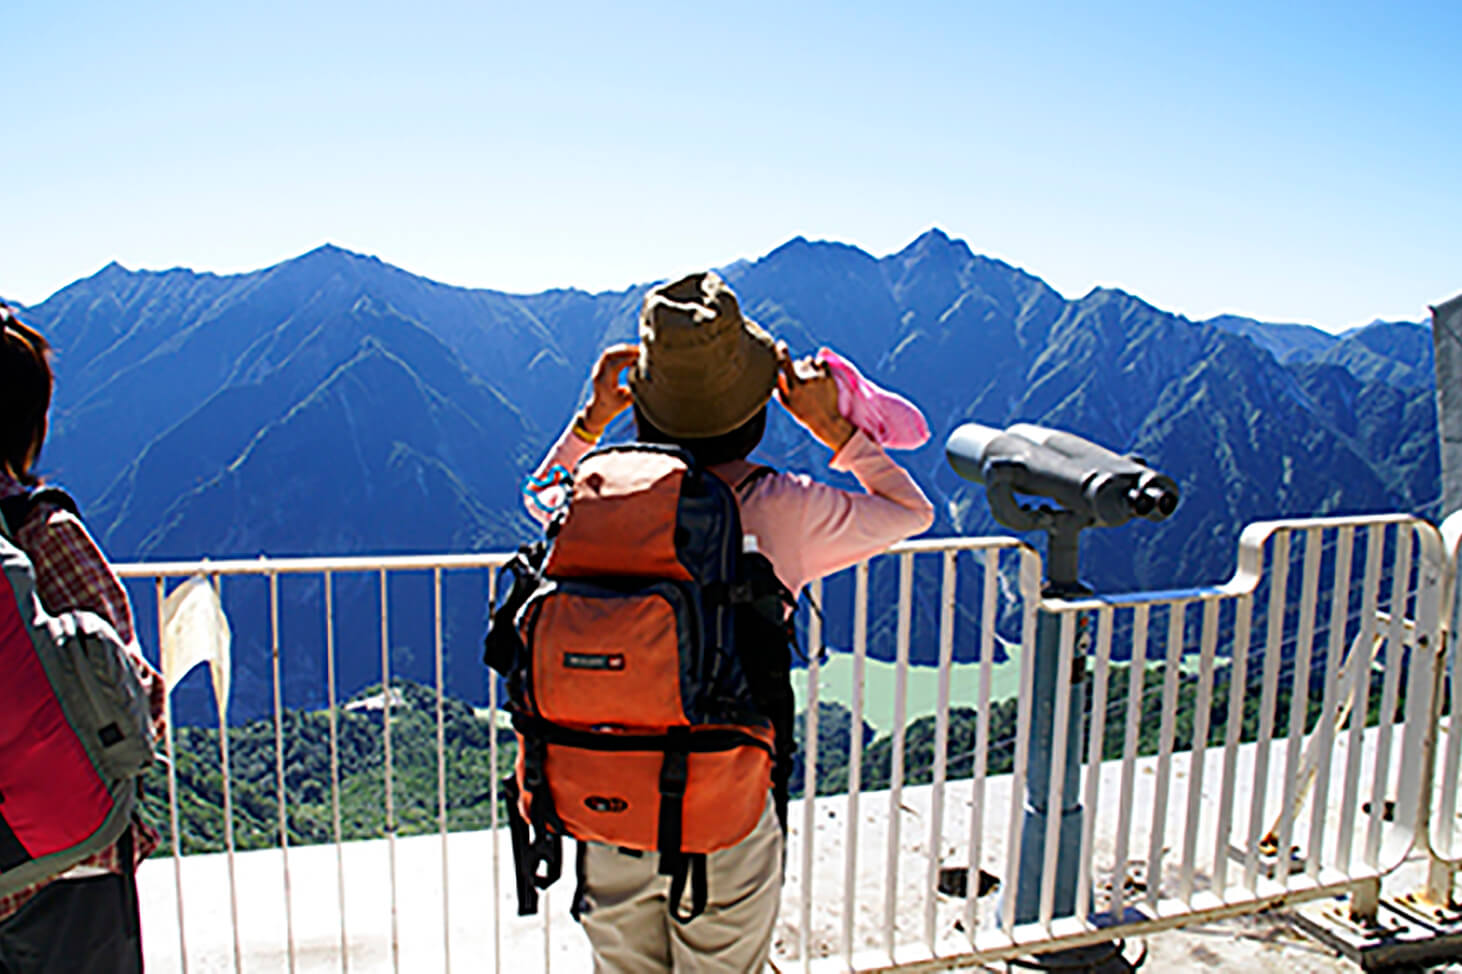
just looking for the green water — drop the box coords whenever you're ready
[791,651,1025,734]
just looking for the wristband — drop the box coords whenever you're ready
[571,413,602,445]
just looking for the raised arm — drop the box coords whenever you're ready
[738,348,934,592]
[786,431,935,584]
[522,344,638,526]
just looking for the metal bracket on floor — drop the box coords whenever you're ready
[1291,892,1462,971]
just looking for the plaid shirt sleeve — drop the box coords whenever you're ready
[0,501,164,923]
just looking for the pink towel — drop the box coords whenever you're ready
[817,347,930,450]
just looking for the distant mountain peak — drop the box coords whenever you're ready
[85,259,133,283]
[295,242,380,265]
[1080,285,1146,306]
[894,227,974,264]
[760,234,876,267]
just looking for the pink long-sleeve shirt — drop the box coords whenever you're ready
[524,422,936,596]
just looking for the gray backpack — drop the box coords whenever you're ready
[0,488,156,896]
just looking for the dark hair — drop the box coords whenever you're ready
[0,304,53,486]
[633,404,767,467]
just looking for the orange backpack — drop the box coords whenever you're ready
[484,444,794,922]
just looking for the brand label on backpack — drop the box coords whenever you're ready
[563,652,625,671]
[584,796,629,813]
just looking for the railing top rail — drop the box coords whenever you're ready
[113,535,1037,580]
[885,535,1033,556]
[112,551,514,578]
[1046,512,1445,613]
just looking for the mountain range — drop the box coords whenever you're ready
[12,230,1438,721]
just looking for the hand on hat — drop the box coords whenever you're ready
[775,342,855,453]
[582,343,639,436]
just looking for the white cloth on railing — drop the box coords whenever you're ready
[160,574,232,720]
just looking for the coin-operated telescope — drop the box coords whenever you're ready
[947,422,1179,938]
[946,422,1179,591]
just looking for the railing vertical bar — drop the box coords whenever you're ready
[1038,611,1078,928]
[966,549,999,937]
[1276,529,1324,885]
[883,554,914,960]
[1179,599,1220,904]
[1147,602,1186,909]
[1338,525,1384,874]
[488,568,502,974]
[211,573,242,974]
[1212,592,1254,894]
[159,577,190,974]
[379,569,399,973]
[925,552,956,951]
[1439,614,1462,861]
[434,568,451,972]
[1245,531,1291,892]
[269,571,297,973]
[801,576,823,974]
[1109,604,1150,918]
[1000,553,1042,934]
[842,561,869,967]
[1077,606,1114,921]
[325,572,348,973]
[1366,527,1412,867]
[1309,527,1354,877]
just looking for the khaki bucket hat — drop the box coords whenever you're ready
[629,271,779,438]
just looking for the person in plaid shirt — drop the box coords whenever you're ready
[0,305,166,973]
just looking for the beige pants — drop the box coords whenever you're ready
[577,793,783,973]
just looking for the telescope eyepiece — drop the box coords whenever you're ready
[1147,485,1178,518]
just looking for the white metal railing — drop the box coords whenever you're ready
[1431,510,1462,889]
[120,553,512,974]
[116,513,1458,973]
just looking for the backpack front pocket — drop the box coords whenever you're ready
[516,722,775,853]
[523,582,700,729]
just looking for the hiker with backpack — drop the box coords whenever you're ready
[0,304,163,973]
[491,271,934,972]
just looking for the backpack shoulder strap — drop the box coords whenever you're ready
[0,495,29,539]
[28,487,79,518]
[0,487,79,539]
[735,465,777,495]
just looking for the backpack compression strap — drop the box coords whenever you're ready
[502,773,564,917]
[654,727,711,923]
[664,852,709,924]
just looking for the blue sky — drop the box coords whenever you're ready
[2,0,1457,331]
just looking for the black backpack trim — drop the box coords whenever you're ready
[509,713,775,757]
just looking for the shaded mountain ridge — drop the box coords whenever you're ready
[15,230,1438,720]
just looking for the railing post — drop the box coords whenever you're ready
[1420,628,1457,908]
[1351,877,1381,924]
[1401,524,1456,911]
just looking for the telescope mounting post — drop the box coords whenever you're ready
[948,422,1178,970]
